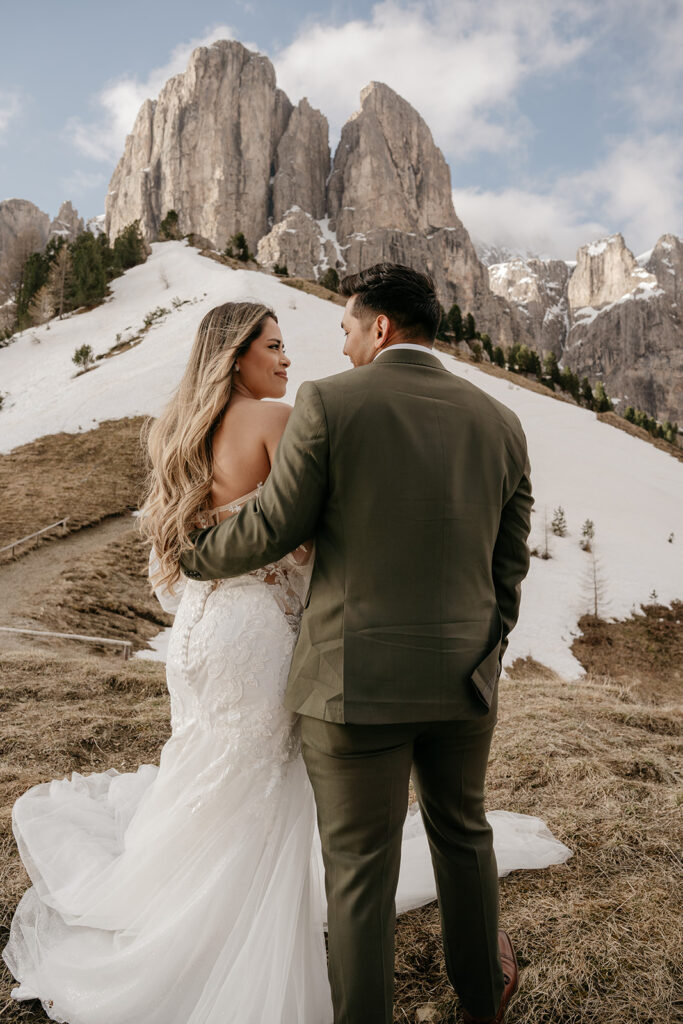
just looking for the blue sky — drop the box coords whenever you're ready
[1,0,681,258]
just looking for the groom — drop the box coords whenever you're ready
[180,263,532,1024]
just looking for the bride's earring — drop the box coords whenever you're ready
[234,364,240,372]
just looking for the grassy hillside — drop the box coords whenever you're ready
[0,654,679,1023]
[0,417,148,559]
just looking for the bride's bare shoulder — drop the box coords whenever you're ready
[225,398,292,431]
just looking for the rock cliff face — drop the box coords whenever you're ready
[567,234,658,311]
[272,99,329,223]
[564,234,681,423]
[491,233,683,423]
[488,257,570,357]
[106,40,294,251]
[49,200,84,241]
[0,199,50,262]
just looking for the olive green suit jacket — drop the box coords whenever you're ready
[180,348,534,723]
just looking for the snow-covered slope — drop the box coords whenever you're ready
[1,242,681,681]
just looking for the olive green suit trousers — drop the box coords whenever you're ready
[180,347,533,1022]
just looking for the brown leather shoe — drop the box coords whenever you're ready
[461,930,519,1024]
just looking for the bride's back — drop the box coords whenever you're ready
[209,395,291,514]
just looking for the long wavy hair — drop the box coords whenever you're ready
[138,300,277,592]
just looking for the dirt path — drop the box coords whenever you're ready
[0,515,135,643]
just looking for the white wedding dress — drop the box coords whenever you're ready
[4,488,572,1024]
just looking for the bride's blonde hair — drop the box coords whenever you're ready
[139,300,277,591]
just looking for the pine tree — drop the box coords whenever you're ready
[492,346,505,368]
[436,304,448,341]
[319,267,339,292]
[479,333,493,360]
[580,377,594,409]
[68,232,107,308]
[226,232,251,262]
[159,210,181,240]
[463,312,476,341]
[273,263,289,277]
[446,303,463,341]
[46,245,73,318]
[580,518,595,551]
[72,343,95,371]
[551,505,567,536]
[543,352,562,385]
[113,221,146,272]
[593,381,613,413]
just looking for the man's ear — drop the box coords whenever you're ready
[373,314,390,351]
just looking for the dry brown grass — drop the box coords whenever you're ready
[12,528,171,655]
[0,652,680,1024]
[571,600,683,704]
[0,418,149,559]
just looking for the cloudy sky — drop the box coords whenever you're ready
[1,0,681,258]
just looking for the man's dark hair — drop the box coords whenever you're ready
[339,263,441,341]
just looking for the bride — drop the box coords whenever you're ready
[3,300,571,1024]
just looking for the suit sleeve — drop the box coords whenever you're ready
[491,435,534,659]
[180,381,329,581]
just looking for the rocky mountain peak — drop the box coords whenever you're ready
[327,80,458,238]
[49,200,84,241]
[106,40,293,250]
[567,233,660,312]
[645,233,683,303]
[272,98,330,223]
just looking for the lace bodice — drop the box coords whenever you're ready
[150,484,314,632]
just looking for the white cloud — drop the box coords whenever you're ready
[67,24,240,162]
[565,134,683,254]
[455,132,683,260]
[0,90,22,141]
[452,185,608,261]
[273,0,594,158]
[60,168,108,196]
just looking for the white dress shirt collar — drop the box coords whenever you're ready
[373,342,443,364]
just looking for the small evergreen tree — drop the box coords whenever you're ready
[159,210,181,241]
[463,312,477,341]
[593,381,613,413]
[543,351,562,386]
[551,505,567,536]
[446,303,463,341]
[72,343,95,371]
[479,333,493,360]
[226,232,251,262]
[273,263,289,277]
[319,267,339,292]
[436,304,449,341]
[559,366,580,401]
[492,345,505,368]
[580,377,594,409]
[112,221,146,272]
[469,341,483,362]
[47,245,73,319]
[68,232,107,308]
[580,518,595,551]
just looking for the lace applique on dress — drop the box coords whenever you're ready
[196,483,314,633]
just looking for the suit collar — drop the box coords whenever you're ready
[373,346,445,370]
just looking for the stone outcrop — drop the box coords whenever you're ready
[106,40,294,251]
[49,200,84,241]
[0,200,50,304]
[0,199,50,262]
[272,99,329,223]
[488,257,571,357]
[563,234,681,423]
[567,234,659,312]
[257,208,340,281]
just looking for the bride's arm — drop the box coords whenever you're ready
[180,383,327,580]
